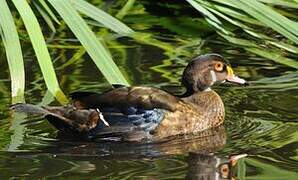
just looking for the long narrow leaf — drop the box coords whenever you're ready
[38,0,60,24]
[0,0,25,103]
[72,0,134,35]
[33,1,56,33]
[258,0,298,9]
[186,0,230,35]
[116,0,136,19]
[220,33,298,69]
[231,0,298,43]
[12,0,68,104]
[48,0,129,85]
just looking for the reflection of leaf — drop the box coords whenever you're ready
[246,48,298,69]
[246,71,298,90]
[220,34,298,69]
[7,113,27,151]
[246,157,298,179]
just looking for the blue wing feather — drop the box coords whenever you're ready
[88,107,165,141]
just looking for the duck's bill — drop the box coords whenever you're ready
[230,154,248,167]
[230,154,248,161]
[226,66,247,85]
[226,75,246,84]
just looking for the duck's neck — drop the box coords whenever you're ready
[179,86,212,98]
[182,90,225,127]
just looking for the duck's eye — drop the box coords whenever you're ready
[220,164,229,178]
[214,62,224,71]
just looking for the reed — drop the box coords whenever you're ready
[0,0,133,103]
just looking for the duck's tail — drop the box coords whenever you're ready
[10,103,48,115]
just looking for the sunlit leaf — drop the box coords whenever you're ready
[116,0,136,19]
[72,0,134,35]
[48,0,129,85]
[33,1,56,33]
[246,48,298,69]
[38,0,60,24]
[0,0,25,103]
[231,0,298,43]
[12,0,68,104]
[186,0,231,35]
[258,0,298,9]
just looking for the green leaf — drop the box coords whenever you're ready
[48,0,129,85]
[116,0,136,19]
[38,0,60,24]
[0,0,25,103]
[246,48,298,69]
[220,34,298,69]
[231,0,298,43]
[186,0,230,35]
[257,0,298,9]
[72,0,134,35]
[33,1,56,33]
[12,0,68,104]
[187,0,221,24]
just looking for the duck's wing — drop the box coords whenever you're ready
[11,103,164,141]
[70,86,180,112]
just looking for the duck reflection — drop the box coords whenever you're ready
[153,125,227,155]
[53,124,227,156]
[153,125,247,179]
[33,125,247,179]
[186,153,247,180]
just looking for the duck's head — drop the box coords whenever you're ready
[182,54,246,94]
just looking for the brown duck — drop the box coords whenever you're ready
[12,54,246,142]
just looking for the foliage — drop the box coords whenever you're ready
[0,0,297,102]
[186,0,298,68]
[0,0,133,103]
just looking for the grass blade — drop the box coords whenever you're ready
[48,0,129,85]
[186,0,230,35]
[257,0,298,9]
[231,0,298,43]
[33,1,56,33]
[116,0,136,19]
[0,0,25,103]
[38,0,60,24]
[72,0,134,35]
[220,33,298,69]
[12,0,68,104]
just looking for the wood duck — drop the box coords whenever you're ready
[11,54,246,142]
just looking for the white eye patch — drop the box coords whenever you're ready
[210,70,217,85]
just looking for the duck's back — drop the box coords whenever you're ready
[70,86,181,141]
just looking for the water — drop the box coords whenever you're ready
[1,1,298,179]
